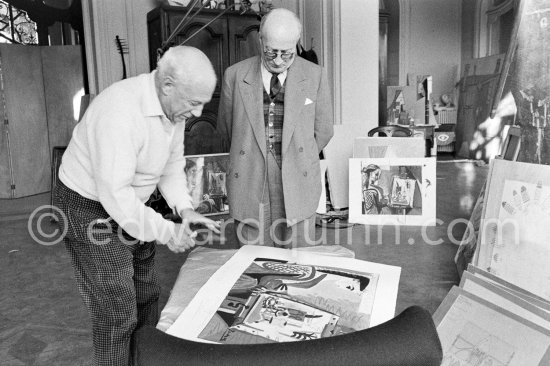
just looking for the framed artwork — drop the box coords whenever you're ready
[166,246,401,343]
[348,158,436,226]
[475,159,550,301]
[497,125,521,161]
[185,153,229,216]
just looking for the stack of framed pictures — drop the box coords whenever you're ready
[434,264,550,365]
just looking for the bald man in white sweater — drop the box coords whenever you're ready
[55,46,219,366]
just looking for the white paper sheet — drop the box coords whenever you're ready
[489,179,550,301]
[167,246,401,343]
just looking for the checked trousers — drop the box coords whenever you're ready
[55,181,160,366]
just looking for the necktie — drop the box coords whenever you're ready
[270,73,281,99]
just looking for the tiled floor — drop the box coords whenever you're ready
[0,160,488,365]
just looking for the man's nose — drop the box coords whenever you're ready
[191,105,204,117]
[273,54,285,66]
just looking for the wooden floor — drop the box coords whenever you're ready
[0,159,488,365]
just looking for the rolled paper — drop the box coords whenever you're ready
[521,186,530,203]
[502,201,516,215]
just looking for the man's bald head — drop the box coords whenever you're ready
[259,8,302,45]
[155,46,216,124]
[157,46,216,93]
[259,9,302,74]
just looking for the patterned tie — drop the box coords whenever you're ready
[270,73,281,99]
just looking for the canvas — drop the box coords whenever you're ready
[348,158,436,226]
[166,246,401,343]
[353,137,425,159]
[185,153,229,216]
[475,159,550,301]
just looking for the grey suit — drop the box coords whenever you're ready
[218,56,333,240]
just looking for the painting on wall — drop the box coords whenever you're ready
[348,158,436,226]
[166,246,401,343]
[185,153,229,216]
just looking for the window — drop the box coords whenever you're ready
[0,1,38,45]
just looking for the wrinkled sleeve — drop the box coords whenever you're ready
[87,95,176,244]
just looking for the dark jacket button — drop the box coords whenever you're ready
[299,147,304,152]
[234,173,239,178]
[240,150,245,155]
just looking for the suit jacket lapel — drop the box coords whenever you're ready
[282,59,307,158]
[239,58,266,158]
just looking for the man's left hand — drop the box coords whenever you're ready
[179,208,221,236]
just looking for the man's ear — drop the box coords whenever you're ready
[160,76,176,96]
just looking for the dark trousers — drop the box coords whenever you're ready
[55,181,160,366]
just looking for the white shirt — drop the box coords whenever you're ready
[59,71,193,244]
[261,63,287,95]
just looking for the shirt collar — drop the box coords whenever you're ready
[260,62,288,94]
[142,70,167,118]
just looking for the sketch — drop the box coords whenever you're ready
[196,258,379,344]
[486,179,550,300]
[434,287,550,366]
[349,158,436,226]
[442,323,515,366]
[185,153,229,216]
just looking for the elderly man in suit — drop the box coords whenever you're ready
[218,8,333,247]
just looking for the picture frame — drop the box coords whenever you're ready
[185,153,230,216]
[348,158,436,226]
[497,125,521,161]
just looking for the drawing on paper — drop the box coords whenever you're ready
[197,258,379,344]
[442,323,515,366]
[487,179,550,300]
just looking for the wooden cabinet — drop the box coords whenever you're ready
[147,6,261,155]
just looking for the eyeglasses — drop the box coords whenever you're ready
[263,47,295,61]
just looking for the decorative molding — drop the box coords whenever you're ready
[81,0,97,94]
[398,0,410,86]
[329,0,341,125]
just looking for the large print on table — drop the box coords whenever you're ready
[166,246,401,343]
[185,153,229,216]
[348,158,436,226]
